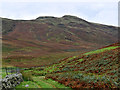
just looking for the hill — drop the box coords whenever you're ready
[25,43,119,88]
[2,15,118,67]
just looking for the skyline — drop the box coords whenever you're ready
[0,0,118,26]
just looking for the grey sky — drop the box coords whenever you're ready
[0,0,118,26]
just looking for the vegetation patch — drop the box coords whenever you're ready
[2,45,17,52]
[84,46,119,55]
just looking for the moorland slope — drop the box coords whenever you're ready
[2,15,118,67]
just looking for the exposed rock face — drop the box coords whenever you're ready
[0,73,23,89]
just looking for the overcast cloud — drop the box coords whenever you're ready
[0,0,119,26]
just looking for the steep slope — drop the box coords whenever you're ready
[2,15,118,67]
[30,43,119,88]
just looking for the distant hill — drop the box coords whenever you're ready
[2,15,118,67]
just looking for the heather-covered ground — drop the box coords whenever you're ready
[18,43,119,89]
[2,15,118,67]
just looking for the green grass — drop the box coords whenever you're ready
[68,56,77,60]
[15,81,40,88]
[42,78,71,88]
[78,59,83,62]
[33,76,71,88]
[17,69,71,89]
[2,45,17,52]
[0,67,23,79]
[0,68,4,78]
[73,42,80,46]
[19,47,40,52]
[84,46,119,55]
[34,80,53,88]
[1,69,12,79]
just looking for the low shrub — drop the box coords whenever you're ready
[21,71,33,81]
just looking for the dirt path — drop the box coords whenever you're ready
[33,81,41,88]
[38,78,56,88]
[33,76,57,88]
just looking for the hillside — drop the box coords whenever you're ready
[24,43,119,88]
[2,15,118,67]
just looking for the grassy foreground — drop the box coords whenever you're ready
[16,76,71,89]
[20,43,119,88]
[2,43,118,89]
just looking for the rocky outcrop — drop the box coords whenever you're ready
[0,73,23,89]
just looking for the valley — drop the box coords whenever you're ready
[1,15,119,89]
